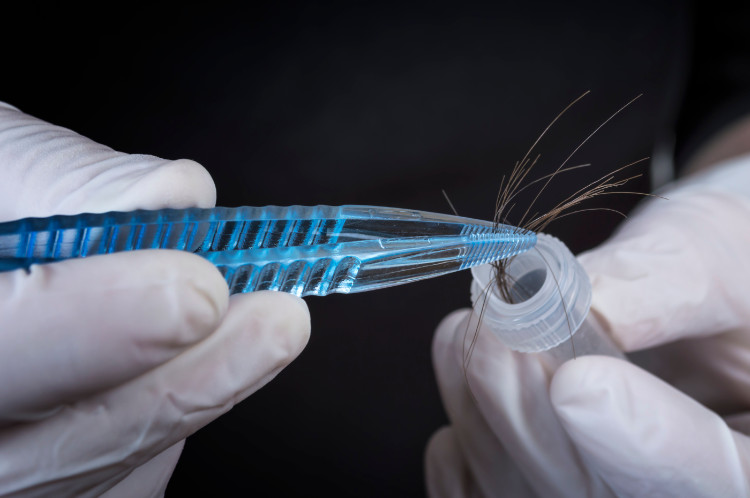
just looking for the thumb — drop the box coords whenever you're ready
[551,356,750,497]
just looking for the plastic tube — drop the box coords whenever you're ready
[470,233,623,362]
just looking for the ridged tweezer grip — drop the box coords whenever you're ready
[215,253,363,297]
[0,206,347,263]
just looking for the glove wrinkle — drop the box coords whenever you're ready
[100,441,185,498]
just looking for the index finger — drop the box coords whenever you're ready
[578,188,750,351]
[0,103,216,221]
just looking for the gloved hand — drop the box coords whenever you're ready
[425,151,750,496]
[0,103,310,497]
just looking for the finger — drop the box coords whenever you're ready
[432,309,545,498]
[0,104,215,220]
[0,291,309,497]
[0,250,229,423]
[578,188,750,351]
[452,309,613,498]
[724,412,750,436]
[551,356,750,497]
[726,412,750,436]
[99,441,184,498]
[424,426,480,498]
[625,329,750,412]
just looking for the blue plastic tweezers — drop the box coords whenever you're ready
[0,205,536,297]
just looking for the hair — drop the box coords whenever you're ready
[459,91,657,374]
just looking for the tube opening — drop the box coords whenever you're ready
[506,267,546,303]
[498,250,548,304]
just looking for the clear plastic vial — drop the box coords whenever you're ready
[470,233,623,362]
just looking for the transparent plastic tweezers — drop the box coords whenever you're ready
[0,205,536,297]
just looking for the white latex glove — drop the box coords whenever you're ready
[0,103,310,497]
[426,154,750,497]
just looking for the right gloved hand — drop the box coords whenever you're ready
[0,102,311,497]
[426,152,750,497]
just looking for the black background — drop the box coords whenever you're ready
[4,1,742,496]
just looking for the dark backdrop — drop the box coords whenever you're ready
[1,2,708,496]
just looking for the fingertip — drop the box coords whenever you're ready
[424,426,474,498]
[4,249,231,349]
[0,101,20,111]
[424,426,462,476]
[425,426,456,458]
[232,290,311,364]
[434,308,471,347]
[551,354,705,453]
[550,356,621,413]
[262,290,312,357]
[126,158,217,209]
[81,250,231,349]
[149,250,230,344]
[549,356,649,486]
[431,309,472,371]
[437,308,472,334]
[165,290,311,409]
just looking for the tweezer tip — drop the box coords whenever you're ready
[460,227,536,269]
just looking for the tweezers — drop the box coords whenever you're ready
[0,205,536,297]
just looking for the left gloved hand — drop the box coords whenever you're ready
[425,153,750,497]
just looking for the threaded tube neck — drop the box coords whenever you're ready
[470,233,591,353]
